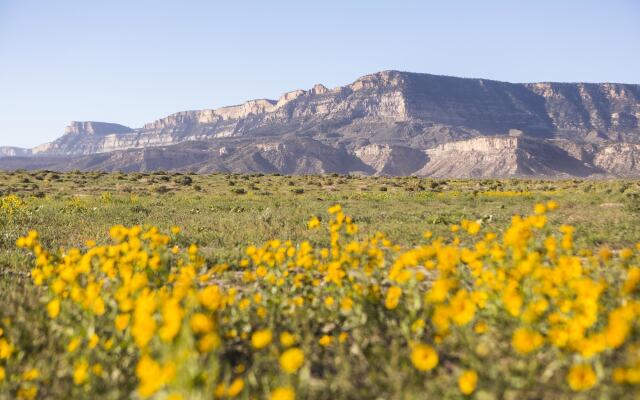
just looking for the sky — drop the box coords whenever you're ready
[0,0,639,148]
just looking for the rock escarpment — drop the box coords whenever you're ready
[0,147,31,158]
[415,137,601,178]
[63,121,133,136]
[2,70,640,177]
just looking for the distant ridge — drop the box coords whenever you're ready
[1,70,639,177]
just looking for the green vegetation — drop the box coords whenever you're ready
[2,171,639,256]
[1,171,640,399]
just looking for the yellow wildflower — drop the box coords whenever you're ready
[567,364,597,392]
[324,296,335,307]
[88,333,99,349]
[458,369,478,395]
[115,314,130,331]
[22,368,39,381]
[410,343,438,371]
[449,290,476,326]
[198,285,222,310]
[190,313,215,334]
[198,333,221,353]
[251,329,272,349]
[280,331,297,347]
[512,328,544,354]
[0,338,13,359]
[47,299,60,319]
[340,297,353,312]
[270,387,295,400]
[227,378,244,397]
[279,348,305,374]
[319,335,332,346]
[307,216,321,229]
[328,204,342,214]
[67,337,81,353]
[73,360,89,385]
[92,364,103,377]
[385,286,402,310]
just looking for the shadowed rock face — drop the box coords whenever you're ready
[2,71,640,177]
[415,137,602,178]
[355,144,429,176]
[0,147,31,158]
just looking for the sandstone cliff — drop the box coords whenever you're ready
[0,147,31,158]
[2,70,639,177]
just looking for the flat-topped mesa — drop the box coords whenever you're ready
[11,70,639,175]
[64,121,134,136]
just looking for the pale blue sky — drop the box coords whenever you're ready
[1,0,638,148]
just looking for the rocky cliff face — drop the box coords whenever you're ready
[0,147,31,158]
[354,144,428,176]
[592,143,640,176]
[415,137,601,178]
[2,70,640,177]
[63,121,134,136]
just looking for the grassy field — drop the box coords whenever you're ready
[2,171,640,399]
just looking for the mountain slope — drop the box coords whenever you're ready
[415,136,602,178]
[2,70,640,177]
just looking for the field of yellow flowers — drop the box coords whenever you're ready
[2,172,640,399]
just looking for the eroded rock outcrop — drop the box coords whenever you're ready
[416,137,601,178]
[0,147,31,158]
[2,70,640,177]
[64,121,133,136]
[354,144,427,175]
[593,143,640,176]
